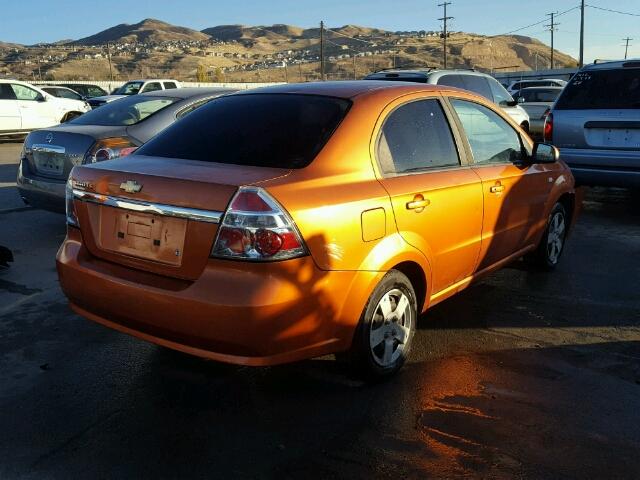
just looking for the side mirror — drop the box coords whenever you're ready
[36,94,47,102]
[532,142,559,164]
[501,99,518,107]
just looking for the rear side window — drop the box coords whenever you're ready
[488,79,514,105]
[438,75,492,101]
[377,99,459,174]
[0,84,17,100]
[163,82,178,89]
[137,94,351,169]
[555,68,640,110]
[438,74,466,89]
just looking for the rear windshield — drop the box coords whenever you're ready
[555,68,640,110]
[70,95,177,126]
[136,94,351,168]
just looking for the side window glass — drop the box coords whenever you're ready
[451,99,523,164]
[141,82,162,93]
[437,74,465,89]
[488,79,514,105]
[0,84,17,100]
[462,76,493,101]
[377,99,460,174]
[163,82,177,89]
[11,84,41,101]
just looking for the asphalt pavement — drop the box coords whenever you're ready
[0,141,639,479]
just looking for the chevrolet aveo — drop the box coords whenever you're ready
[57,82,579,378]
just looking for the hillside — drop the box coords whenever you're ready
[0,20,577,83]
[74,18,210,45]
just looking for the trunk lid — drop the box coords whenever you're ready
[71,155,291,280]
[25,129,97,179]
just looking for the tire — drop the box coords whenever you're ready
[345,270,417,380]
[530,202,568,270]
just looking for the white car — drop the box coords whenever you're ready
[506,79,567,96]
[0,80,91,137]
[87,79,181,109]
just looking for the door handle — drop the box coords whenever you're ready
[490,184,505,194]
[406,196,430,211]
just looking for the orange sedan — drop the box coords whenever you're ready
[56,81,579,378]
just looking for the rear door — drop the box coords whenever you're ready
[374,95,483,294]
[553,67,640,169]
[10,83,57,129]
[0,83,21,131]
[448,98,551,270]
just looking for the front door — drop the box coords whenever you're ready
[0,84,21,131]
[10,83,57,129]
[374,97,483,295]
[448,98,551,270]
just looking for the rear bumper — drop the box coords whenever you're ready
[16,160,66,213]
[558,148,640,188]
[56,228,382,366]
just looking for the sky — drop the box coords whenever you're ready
[2,0,639,63]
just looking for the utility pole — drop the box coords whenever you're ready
[298,63,303,82]
[438,2,453,69]
[284,62,288,83]
[106,42,114,82]
[545,12,558,70]
[353,55,357,79]
[579,0,585,67]
[320,21,325,81]
[623,37,633,59]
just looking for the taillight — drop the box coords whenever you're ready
[543,112,553,142]
[211,187,307,261]
[65,176,79,227]
[84,137,137,163]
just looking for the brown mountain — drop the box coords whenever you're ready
[73,18,210,45]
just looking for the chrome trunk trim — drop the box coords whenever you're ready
[73,189,223,224]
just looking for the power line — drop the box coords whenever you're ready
[490,5,580,37]
[585,4,640,17]
[438,2,453,68]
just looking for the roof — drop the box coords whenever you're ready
[139,87,238,99]
[123,79,180,82]
[585,59,640,70]
[236,80,443,99]
[518,86,564,91]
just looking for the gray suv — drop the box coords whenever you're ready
[364,68,530,131]
[545,60,640,187]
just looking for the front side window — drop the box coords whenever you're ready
[141,82,162,93]
[11,84,41,101]
[115,81,143,95]
[70,96,177,126]
[377,99,460,174]
[451,99,523,164]
[462,76,493,101]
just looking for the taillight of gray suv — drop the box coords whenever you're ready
[545,60,640,188]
